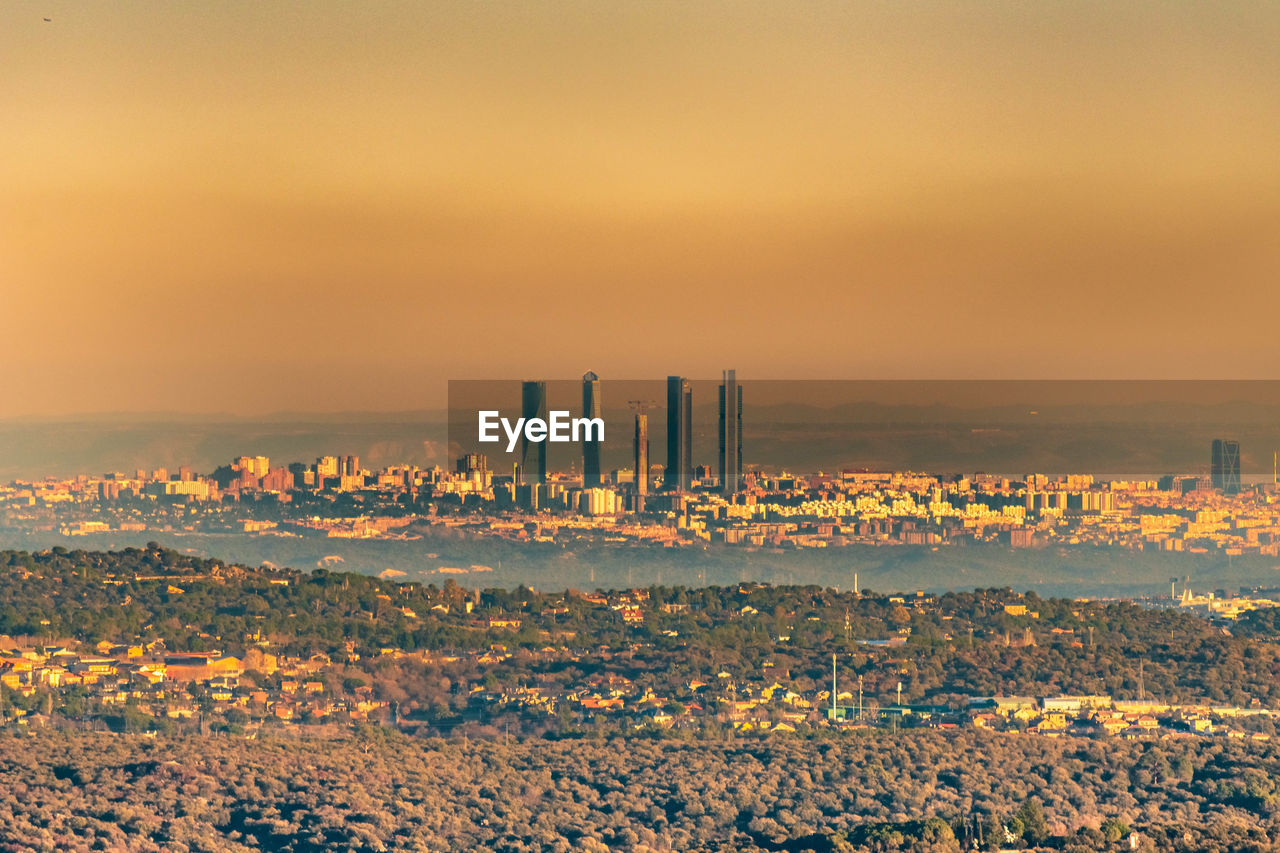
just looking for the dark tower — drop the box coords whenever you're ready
[1211,438,1241,495]
[582,372,602,487]
[520,380,548,485]
[718,369,742,494]
[666,376,692,490]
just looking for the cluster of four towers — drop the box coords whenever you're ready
[521,372,743,496]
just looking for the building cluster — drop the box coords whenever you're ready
[886,694,1274,741]
[502,370,742,512]
[3,574,1279,740]
[4,393,1279,561]
[0,638,389,729]
[460,647,1277,741]
[425,463,1280,561]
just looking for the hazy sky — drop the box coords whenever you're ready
[3,2,1279,416]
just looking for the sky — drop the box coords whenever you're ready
[3,1,1280,417]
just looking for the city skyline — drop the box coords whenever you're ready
[11,430,1280,590]
[5,4,1280,847]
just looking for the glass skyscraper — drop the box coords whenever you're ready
[1211,438,1241,495]
[666,376,692,491]
[520,380,548,485]
[582,372,602,487]
[718,369,742,494]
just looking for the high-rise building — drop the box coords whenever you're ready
[287,461,310,489]
[578,487,621,516]
[634,410,649,498]
[520,380,548,485]
[718,369,742,494]
[235,455,270,478]
[1211,438,1241,494]
[582,371,602,488]
[261,467,292,492]
[666,376,692,491]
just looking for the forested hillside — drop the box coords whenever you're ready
[2,730,1280,852]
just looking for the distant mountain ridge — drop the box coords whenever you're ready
[4,392,1279,481]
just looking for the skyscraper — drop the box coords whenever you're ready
[634,410,649,500]
[718,369,742,494]
[1211,438,1241,495]
[236,455,270,478]
[456,453,487,477]
[582,371,602,488]
[520,380,548,485]
[666,376,692,491]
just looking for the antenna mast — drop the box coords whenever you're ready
[831,653,837,720]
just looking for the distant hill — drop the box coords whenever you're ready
[0,414,449,481]
[6,381,1280,481]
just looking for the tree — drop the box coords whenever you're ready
[1014,797,1049,845]
[1101,817,1129,843]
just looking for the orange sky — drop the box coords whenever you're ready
[3,2,1279,416]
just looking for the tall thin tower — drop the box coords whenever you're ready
[831,653,837,719]
[582,372,602,488]
[634,411,648,496]
[520,380,548,485]
[666,376,692,491]
[629,400,652,505]
[718,369,742,494]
